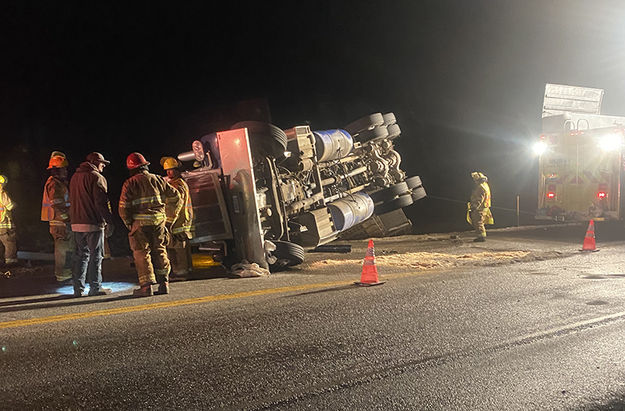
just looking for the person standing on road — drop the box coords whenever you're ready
[468,171,493,242]
[69,152,115,297]
[0,175,18,266]
[160,156,194,277]
[119,152,181,297]
[41,153,73,283]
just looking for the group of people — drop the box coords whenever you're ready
[0,155,492,293]
[0,150,194,298]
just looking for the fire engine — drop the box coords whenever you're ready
[177,113,426,272]
[535,84,625,221]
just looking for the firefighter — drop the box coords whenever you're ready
[42,154,73,283]
[119,152,181,297]
[160,156,194,277]
[0,175,17,266]
[468,171,494,242]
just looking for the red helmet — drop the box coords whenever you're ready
[126,152,150,170]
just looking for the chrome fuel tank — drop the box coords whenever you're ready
[314,129,354,162]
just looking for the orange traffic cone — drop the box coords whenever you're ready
[581,219,599,252]
[355,239,385,286]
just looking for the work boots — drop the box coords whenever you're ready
[88,287,112,296]
[132,284,153,297]
[155,281,169,295]
[473,236,486,243]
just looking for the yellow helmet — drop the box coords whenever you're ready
[0,175,6,185]
[48,155,69,169]
[471,171,488,181]
[160,156,180,170]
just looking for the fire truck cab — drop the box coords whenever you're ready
[535,84,625,221]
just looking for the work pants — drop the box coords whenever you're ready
[0,228,17,264]
[73,230,105,293]
[50,224,73,282]
[470,209,487,238]
[167,236,192,276]
[128,223,170,286]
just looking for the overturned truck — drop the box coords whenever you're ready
[178,112,426,272]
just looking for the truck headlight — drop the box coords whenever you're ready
[532,141,547,156]
[598,133,622,152]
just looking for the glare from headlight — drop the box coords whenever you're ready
[532,141,547,156]
[598,133,622,152]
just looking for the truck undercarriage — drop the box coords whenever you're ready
[179,112,426,272]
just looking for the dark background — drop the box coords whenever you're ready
[1,0,625,251]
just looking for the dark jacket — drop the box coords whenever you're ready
[69,162,113,227]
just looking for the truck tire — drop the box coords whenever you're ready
[269,241,305,272]
[374,193,414,214]
[411,186,427,201]
[370,182,410,203]
[355,125,389,142]
[382,112,396,126]
[344,113,384,136]
[231,121,288,157]
[405,176,422,189]
[387,123,401,139]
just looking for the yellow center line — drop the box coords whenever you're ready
[0,281,348,329]
[0,271,425,330]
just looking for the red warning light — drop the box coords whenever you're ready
[547,192,556,199]
[598,191,607,199]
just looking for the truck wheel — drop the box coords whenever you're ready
[387,123,401,139]
[355,125,389,142]
[382,112,396,126]
[344,113,384,136]
[411,186,427,201]
[370,182,410,203]
[231,121,288,157]
[405,176,422,189]
[269,241,305,272]
[374,193,414,214]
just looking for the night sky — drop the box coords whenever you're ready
[2,0,625,249]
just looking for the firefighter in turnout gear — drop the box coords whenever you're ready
[161,157,194,277]
[0,175,17,265]
[119,153,182,297]
[468,171,494,242]
[42,153,73,282]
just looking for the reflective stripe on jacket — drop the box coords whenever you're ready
[119,170,182,228]
[168,177,194,236]
[42,176,70,226]
[470,182,491,211]
[0,189,15,229]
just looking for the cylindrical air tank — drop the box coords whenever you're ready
[327,192,374,232]
[313,129,354,162]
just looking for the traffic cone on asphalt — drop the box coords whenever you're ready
[355,239,385,286]
[581,219,599,252]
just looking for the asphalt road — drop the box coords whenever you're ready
[3,223,625,409]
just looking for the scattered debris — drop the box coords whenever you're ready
[379,249,398,255]
[231,260,270,278]
[310,250,535,271]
